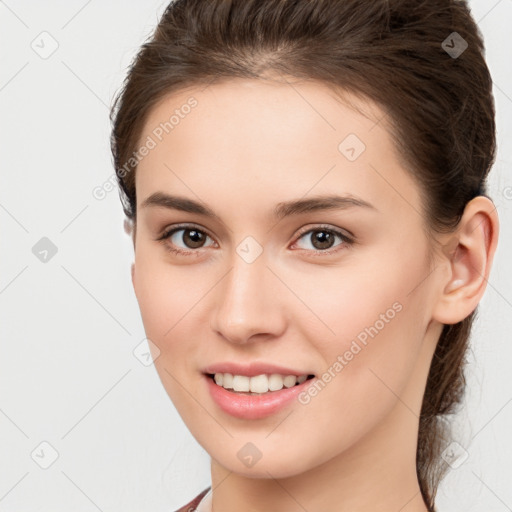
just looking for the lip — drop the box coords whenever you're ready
[202,361,313,377]
[204,373,316,420]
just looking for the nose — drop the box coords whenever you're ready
[209,252,287,345]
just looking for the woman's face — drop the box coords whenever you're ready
[131,78,445,478]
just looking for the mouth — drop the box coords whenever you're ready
[205,372,316,395]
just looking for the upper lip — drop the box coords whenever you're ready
[203,362,314,377]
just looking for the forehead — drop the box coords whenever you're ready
[135,78,422,221]
[139,77,386,150]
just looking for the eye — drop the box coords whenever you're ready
[292,225,353,255]
[157,224,215,256]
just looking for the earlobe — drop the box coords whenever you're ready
[432,196,499,325]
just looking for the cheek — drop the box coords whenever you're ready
[288,240,430,350]
[132,249,221,393]
[132,256,207,407]
[133,249,205,339]
[290,240,432,403]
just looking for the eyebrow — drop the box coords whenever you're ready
[140,192,377,221]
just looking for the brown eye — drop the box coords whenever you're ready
[293,226,353,255]
[177,228,207,249]
[159,225,215,254]
[309,230,336,250]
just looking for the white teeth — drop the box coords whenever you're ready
[222,373,233,389]
[249,374,268,393]
[268,374,283,391]
[232,375,250,392]
[283,375,297,388]
[212,372,310,393]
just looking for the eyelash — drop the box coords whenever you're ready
[156,223,354,258]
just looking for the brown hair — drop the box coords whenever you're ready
[110,0,496,509]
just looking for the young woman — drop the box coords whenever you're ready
[110,1,500,510]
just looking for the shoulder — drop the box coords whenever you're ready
[173,487,211,512]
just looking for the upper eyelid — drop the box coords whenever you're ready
[161,223,215,241]
[294,223,353,239]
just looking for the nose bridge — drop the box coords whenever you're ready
[210,244,285,344]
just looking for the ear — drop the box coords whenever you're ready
[124,218,137,288]
[432,196,499,325]
[124,218,133,237]
[124,218,137,248]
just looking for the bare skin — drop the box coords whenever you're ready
[128,76,499,512]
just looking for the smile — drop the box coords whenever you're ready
[204,373,316,419]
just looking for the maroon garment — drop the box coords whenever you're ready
[174,487,211,512]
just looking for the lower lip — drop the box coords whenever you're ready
[204,374,315,420]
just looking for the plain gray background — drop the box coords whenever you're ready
[0,1,511,510]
